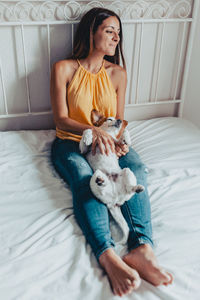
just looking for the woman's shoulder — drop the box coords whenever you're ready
[52,59,78,73]
[51,59,79,83]
[105,60,126,75]
[104,60,127,82]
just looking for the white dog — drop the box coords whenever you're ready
[79,110,144,244]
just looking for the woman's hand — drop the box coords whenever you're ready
[115,142,129,157]
[92,127,115,155]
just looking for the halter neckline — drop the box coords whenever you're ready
[77,59,105,76]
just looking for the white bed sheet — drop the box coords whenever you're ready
[0,117,200,300]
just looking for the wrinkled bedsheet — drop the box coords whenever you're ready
[0,117,200,300]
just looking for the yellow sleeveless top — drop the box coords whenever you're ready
[56,59,117,142]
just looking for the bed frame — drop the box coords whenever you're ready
[0,0,199,130]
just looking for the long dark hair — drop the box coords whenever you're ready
[70,7,126,69]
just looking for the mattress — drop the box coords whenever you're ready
[0,117,200,300]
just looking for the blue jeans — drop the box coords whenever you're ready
[51,138,154,262]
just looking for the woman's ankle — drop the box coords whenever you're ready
[99,248,116,267]
[128,243,153,255]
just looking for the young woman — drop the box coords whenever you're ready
[50,7,173,297]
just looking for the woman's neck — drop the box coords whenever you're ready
[81,53,104,74]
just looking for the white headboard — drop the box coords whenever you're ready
[0,0,199,130]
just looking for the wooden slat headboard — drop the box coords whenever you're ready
[0,0,198,130]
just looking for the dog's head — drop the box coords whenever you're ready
[91,109,128,140]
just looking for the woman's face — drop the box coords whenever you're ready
[93,16,120,56]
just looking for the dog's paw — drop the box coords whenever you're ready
[133,184,145,193]
[83,129,93,146]
[92,170,107,186]
[95,176,105,186]
[122,168,143,194]
[79,138,88,154]
[121,129,131,146]
[90,170,110,202]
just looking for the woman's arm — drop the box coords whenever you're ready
[114,66,129,157]
[50,60,115,155]
[50,61,92,135]
[115,67,127,120]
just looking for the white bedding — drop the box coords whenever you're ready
[0,117,200,300]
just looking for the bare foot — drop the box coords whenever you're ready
[123,244,174,287]
[99,248,141,296]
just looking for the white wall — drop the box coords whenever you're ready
[183,6,200,128]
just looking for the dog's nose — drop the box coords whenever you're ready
[116,119,122,127]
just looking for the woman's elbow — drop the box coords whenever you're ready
[54,116,69,130]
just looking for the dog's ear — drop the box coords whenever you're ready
[91,109,106,127]
[116,120,128,140]
[122,120,128,128]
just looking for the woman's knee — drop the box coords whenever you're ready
[51,141,93,186]
[131,162,147,174]
[58,153,93,186]
[120,149,147,174]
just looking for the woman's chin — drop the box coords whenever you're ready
[105,50,116,57]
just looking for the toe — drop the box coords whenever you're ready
[130,272,141,289]
[113,287,120,296]
[121,284,129,295]
[132,278,141,290]
[124,280,134,295]
[113,285,123,297]
[125,278,133,287]
[117,287,123,297]
[166,272,174,284]
[162,270,172,282]
[159,270,173,286]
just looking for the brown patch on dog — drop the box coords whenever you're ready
[106,173,119,182]
[116,120,128,140]
[111,173,118,182]
[91,109,106,127]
